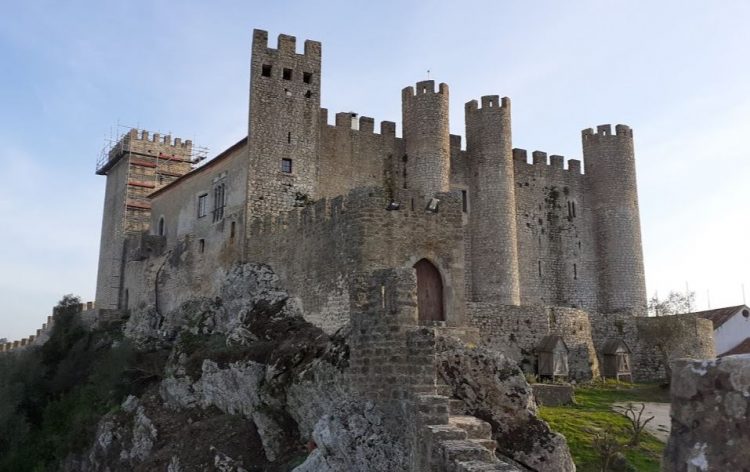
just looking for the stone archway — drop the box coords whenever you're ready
[414,258,445,323]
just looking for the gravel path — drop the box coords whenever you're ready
[612,402,671,443]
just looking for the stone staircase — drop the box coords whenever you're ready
[416,392,523,471]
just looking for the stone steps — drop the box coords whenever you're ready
[441,439,495,464]
[449,398,465,415]
[448,415,492,440]
[454,459,524,471]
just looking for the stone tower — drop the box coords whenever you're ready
[465,96,521,305]
[246,29,322,218]
[401,80,450,201]
[94,129,192,310]
[583,124,647,313]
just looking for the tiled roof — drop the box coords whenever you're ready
[720,337,750,357]
[685,305,748,329]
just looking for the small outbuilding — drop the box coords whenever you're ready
[536,335,569,379]
[601,339,632,382]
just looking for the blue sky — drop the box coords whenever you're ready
[1,0,748,339]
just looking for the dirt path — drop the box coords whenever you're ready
[612,402,671,443]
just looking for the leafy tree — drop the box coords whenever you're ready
[647,290,695,317]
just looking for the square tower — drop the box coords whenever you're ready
[94,129,192,309]
[246,29,322,220]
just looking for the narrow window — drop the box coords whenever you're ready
[158,217,165,236]
[538,260,542,277]
[281,158,293,173]
[568,201,573,218]
[212,183,226,222]
[303,72,312,83]
[283,68,292,80]
[402,154,408,189]
[572,201,577,218]
[230,221,236,240]
[261,64,272,77]
[411,198,415,211]
[461,190,468,213]
[287,132,291,144]
[197,193,208,218]
[199,239,205,253]
[574,263,578,280]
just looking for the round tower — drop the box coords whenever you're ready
[582,124,647,314]
[401,80,450,200]
[465,96,520,304]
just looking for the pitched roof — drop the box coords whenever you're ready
[535,335,567,352]
[685,305,749,329]
[720,338,750,357]
[149,136,248,199]
[601,339,631,355]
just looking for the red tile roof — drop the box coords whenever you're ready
[720,337,750,357]
[686,305,749,329]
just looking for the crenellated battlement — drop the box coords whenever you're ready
[465,95,511,113]
[0,302,94,354]
[252,28,321,58]
[321,108,397,137]
[512,148,583,174]
[581,124,633,141]
[402,80,449,100]
[249,187,387,236]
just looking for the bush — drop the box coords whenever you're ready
[0,295,164,471]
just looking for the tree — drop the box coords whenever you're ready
[648,290,695,317]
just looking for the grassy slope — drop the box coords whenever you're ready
[537,382,670,472]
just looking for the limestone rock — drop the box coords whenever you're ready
[436,335,575,472]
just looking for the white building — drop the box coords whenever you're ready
[687,305,750,356]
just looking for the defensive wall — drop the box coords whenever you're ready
[590,312,715,382]
[469,303,600,381]
[246,186,466,334]
[0,302,95,353]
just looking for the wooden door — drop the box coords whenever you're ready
[414,259,444,323]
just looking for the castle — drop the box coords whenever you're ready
[92,29,714,381]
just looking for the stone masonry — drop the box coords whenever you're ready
[93,28,715,389]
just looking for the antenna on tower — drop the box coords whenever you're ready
[427,69,431,80]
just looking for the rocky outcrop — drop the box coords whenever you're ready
[69,263,574,471]
[664,355,750,472]
[436,335,576,472]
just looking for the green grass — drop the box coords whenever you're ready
[538,381,669,472]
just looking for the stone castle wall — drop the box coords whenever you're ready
[590,312,715,382]
[469,303,600,380]
[245,186,466,334]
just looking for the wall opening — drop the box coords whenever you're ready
[198,193,208,218]
[230,221,236,241]
[282,68,292,80]
[303,71,312,83]
[281,158,293,173]
[287,131,291,144]
[461,190,468,212]
[261,64,272,77]
[199,239,205,253]
[574,263,578,280]
[158,217,165,236]
[414,259,445,324]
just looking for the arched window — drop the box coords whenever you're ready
[158,217,165,236]
[414,259,445,323]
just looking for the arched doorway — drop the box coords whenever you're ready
[414,259,445,323]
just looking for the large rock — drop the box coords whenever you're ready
[664,355,750,471]
[436,335,575,472]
